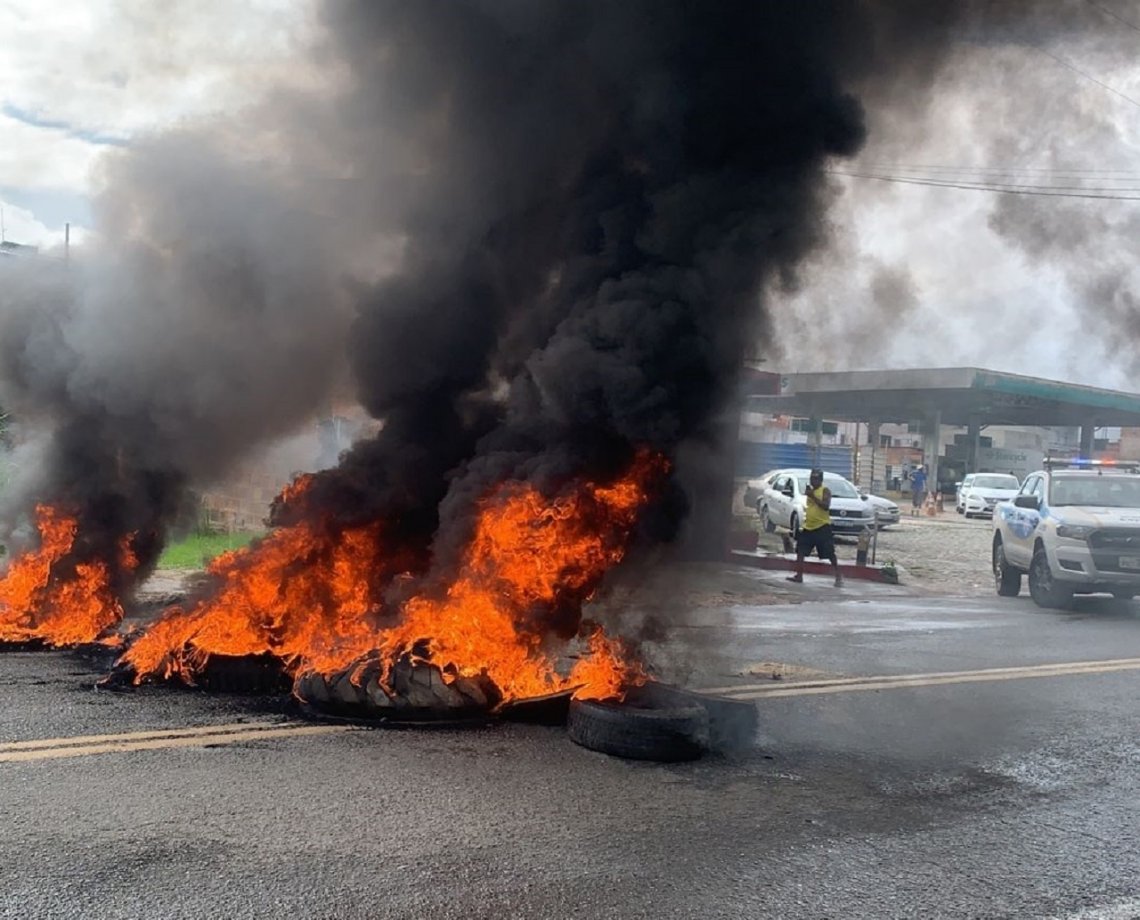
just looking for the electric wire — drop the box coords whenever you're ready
[1032,45,1140,110]
[827,170,1140,200]
[861,164,1140,178]
[1082,0,1140,35]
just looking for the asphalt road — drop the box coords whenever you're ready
[2,574,1140,919]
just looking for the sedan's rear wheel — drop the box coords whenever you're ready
[759,505,776,533]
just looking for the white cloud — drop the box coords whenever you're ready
[0,195,71,247]
[0,0,318,240]
[771,32,1140,391]
[0,0,317,139]
[0,112,103,192]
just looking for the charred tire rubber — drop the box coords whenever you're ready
[993,537,1022,597]
[1028,547,1073,610]
[567,698,710,762]
[199,654,292,694]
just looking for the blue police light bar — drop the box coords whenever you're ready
[1044,454,1140,471]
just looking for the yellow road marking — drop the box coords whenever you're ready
[0,721,288,752]
[0,723,350,763]
[708,657,1140,701]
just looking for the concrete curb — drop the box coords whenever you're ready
[728,550,897,583]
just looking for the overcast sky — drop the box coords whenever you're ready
[0,0,314,243]
[2,0,1138,389]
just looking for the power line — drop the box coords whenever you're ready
[1082,0,1140,35]
[1033,44,1140,110]
[897,179,1140,192]
[861,163,1140,177]
[828,170,1140,200]
[853,171,1140,190]
[860,168,1140,184]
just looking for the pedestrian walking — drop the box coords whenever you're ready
[786,469,844,587]
[910,464,927,517]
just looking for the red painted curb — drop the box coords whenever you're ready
[727,550,896,583]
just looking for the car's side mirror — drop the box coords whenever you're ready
[783,487,794,497]
[861,493,869,500]
[1014,494,1040,510]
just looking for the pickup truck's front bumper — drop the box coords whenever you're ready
[1046,539,1140,590]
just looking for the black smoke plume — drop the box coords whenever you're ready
[0,2,1073,612]
[0,131,351,581]
[301,1,1057,571]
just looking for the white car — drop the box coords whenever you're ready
[863,493,900,527]
[759,469,875,536]
[955,474,976,513]
[992,460,1140,607]
[960,473,1020,518]
[742,471,779,513]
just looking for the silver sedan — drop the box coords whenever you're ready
[863,493,900,527]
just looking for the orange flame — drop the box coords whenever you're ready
[567,627,647,701]
[367,459,657,699]
[124,454,664,701]
[120,518,394,683]
[0,505,138,646]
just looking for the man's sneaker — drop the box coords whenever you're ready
[786,574,803,583]
[834,575,844,588]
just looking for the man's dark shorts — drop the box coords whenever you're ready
[911,489,926,508]
[797,524,835,559]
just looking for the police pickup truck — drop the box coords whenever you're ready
[992,458,1140,608]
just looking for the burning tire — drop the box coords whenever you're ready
[295,659,500,724]
[499,688,576,726]
[198,654,292,694]
[567,696,710,762]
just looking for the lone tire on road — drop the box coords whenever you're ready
[567,698,710,762]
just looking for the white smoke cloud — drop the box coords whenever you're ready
[770,26,1140,390]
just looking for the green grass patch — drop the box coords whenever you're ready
[157,531,261,570]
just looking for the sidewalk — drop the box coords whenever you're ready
[736,510,996,596]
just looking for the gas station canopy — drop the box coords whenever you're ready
[746,367,1140,429]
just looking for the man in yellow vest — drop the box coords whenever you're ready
[787,469,843,587]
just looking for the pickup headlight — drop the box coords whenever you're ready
[1056,524,1095,540]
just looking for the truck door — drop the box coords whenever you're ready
[1006,474,1044,567]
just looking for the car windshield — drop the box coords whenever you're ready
[973,475,1018,490]
[1050,475,1140,508]
[794,475,859,498]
